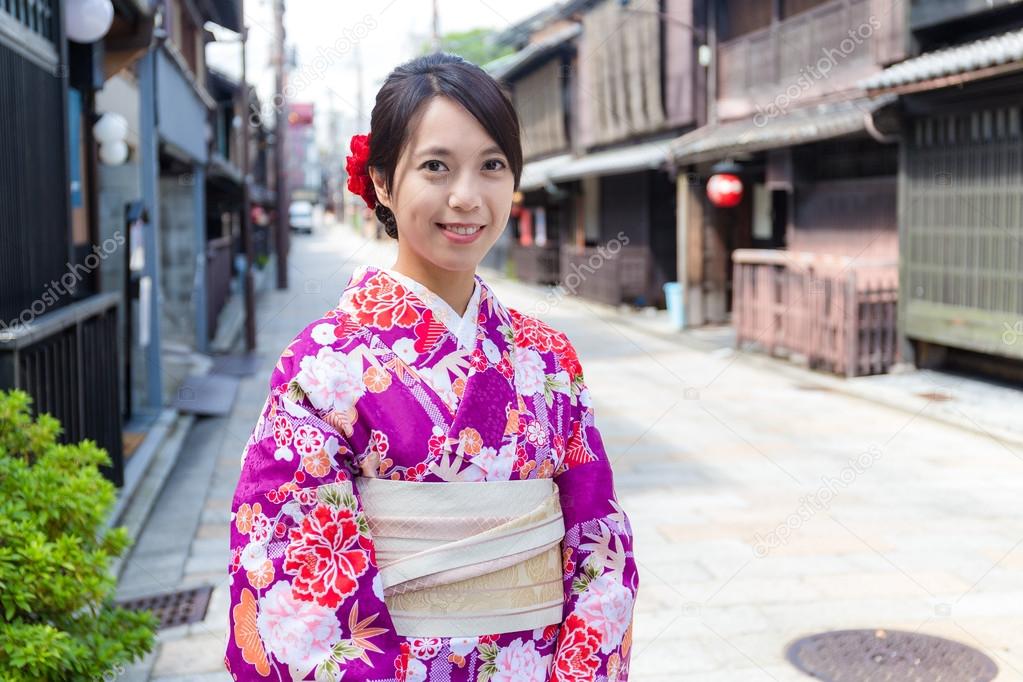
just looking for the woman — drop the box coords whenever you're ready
[226,53,638,681]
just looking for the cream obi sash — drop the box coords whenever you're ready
[355,477,566,638]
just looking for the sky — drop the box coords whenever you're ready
[207,0,559,152]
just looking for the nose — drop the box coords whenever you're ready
[447,172,482,212]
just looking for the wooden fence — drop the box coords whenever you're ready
[732,249,899,376]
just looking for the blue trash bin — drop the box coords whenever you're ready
[663,281,685,330]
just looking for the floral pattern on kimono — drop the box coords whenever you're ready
[226,264,639,681]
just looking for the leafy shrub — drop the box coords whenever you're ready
[0,390,157,680]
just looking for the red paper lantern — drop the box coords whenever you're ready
[707,173,743,208]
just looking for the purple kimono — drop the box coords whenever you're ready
[226,264,639,681]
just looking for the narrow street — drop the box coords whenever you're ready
[117,219,1023,681]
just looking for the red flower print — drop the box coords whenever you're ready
[351,273,421,330]
[370,429,390,456]
[284,504,370,609]
[394,642,411,681]
[510,309,561,351]
[469,348,488,371]
[427,432,449,458]
[558,351,583,383]
[552,613,602,682]
[497,355,514,380]
[272,415,293,447]
[293,424,324,456]
[404,461,429,481]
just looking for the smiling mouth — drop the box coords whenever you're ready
[436,223,485,236]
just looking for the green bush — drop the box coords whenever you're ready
[0,390,157,680]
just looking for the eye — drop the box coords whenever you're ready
[421,160,447,173]
[483,158,507,171]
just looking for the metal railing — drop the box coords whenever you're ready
[0,292,124,485]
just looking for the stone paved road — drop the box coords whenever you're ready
[117,221,1023,681]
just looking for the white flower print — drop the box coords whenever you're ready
[256,581,342,669]
[310,322,338,345]
[513,346,546,396]
[409,637,442,660]
[449,637,479,657]
[466,443,516,481]
[273,446,293,462]
[524,420,549,448]
[296,346,365,413]
[407,658,428,682]
[492,638,551,682]
[575,573,635,654]
[392,336,419,364]
[240,541,267,571]
[373,573,384,601]
[248,512,273,544]
[482,338,501,364]
[429,365,456,406]
[580,385,592,409]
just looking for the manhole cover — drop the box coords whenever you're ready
[786,629,998,682]
[118,584,214,630]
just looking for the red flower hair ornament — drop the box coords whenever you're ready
[345,133,377,209]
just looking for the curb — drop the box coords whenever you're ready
[109,411,196,581]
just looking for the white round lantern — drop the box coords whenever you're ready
[93,112,128,145]
[65,0,115,43]
[99,140,129,165]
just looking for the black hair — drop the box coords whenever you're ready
[367,52,523,239]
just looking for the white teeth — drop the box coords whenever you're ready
[442,224,481,236]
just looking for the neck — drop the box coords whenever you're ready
[388,257,476,317]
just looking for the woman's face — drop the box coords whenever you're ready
[370,96,514,276]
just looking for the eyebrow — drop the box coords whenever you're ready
[415,145,505,158]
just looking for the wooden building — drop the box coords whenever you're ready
[862,2,1023,375]
[670,0,908,376]
[490,0,705,308]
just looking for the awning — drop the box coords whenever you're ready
[669,95,896,164]
[547,137,673,183]
[860,27,1023,94]
[486,24,581,81]
[519,153,573,192]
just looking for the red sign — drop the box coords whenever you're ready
[707,173,743,208]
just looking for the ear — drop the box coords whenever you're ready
[368,166,391,209]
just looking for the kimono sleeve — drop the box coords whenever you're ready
[551,363,639,682]
[225,343,406,681]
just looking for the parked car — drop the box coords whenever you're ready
[289,200,314,234]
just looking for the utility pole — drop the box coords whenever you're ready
[273,0,289,289]
[431,0,440,52]
[240,12,256,351]
[354,41,364,131]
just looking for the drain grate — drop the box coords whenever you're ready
[118,584,214,630]
[786,629,998,682]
